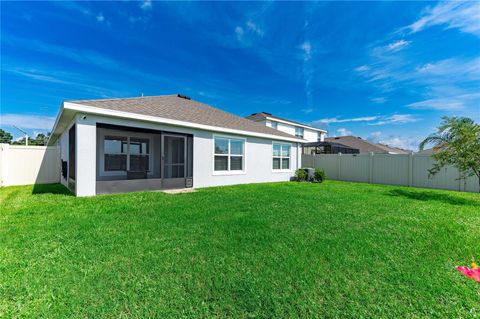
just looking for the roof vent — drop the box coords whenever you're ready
[177,94,191,100]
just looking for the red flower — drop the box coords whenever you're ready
[456,266,480,283]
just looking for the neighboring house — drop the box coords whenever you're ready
[324,136,411,154]
[415,145,443,155]
[246,112,327,142]
[48,95,304,197]
[302,141,359,155]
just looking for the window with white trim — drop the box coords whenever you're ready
[295,127,304,138]
[104,135,150,172]
[270,121,278,129]
[214,137,244,172]
[273,143,290,170]
[317,131,322,142]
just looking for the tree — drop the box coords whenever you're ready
[419,116,480,192]
[0,129,13,144]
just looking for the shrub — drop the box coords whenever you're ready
[314,169,327,183]
[295,169,307,182]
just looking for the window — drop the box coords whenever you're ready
[270,121,278,129]
[295,127,304,138]
[103,135,150,172]
[317,131,323,142]
[273,143,290,170]
[214,137,244,172]
[104,136,127,171]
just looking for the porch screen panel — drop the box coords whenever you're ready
[68,125,76,179]
[129,137,149,171]
[187,136,193,178]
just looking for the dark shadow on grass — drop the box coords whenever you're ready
[387,189,479,206]
[32,183,73,196]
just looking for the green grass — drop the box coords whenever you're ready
[1,181,479,318]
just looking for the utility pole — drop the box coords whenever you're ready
[13,126,28,146]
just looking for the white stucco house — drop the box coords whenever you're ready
[246,112,326,142]
[48,94,304,197]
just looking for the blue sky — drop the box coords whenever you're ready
[1,1,479,150]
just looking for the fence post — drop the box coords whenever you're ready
[408,153,413,187]
[337,153,341,180]
[369,152,374,184]
[0,143,8,187]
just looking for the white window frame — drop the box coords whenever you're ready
[295,127,304,138]
[317,131,322,142]
[212,135,246,175]
[272,142,292,172]
[99,129,154,177]
[270,121,278,129]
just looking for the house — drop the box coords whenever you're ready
[324,136,411,154]
[246,112,327,142]
[48,95,304,197]
[302,141,360,155]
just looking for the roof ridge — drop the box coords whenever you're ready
[67,94,178,103]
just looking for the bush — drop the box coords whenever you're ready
[295,169,307,182]
[314,169,327,183]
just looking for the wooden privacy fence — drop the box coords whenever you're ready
[0,144,60,187]
[302,153,479,193]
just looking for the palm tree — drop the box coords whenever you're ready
[420,116,480,192]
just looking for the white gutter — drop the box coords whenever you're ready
[61,102,306,143]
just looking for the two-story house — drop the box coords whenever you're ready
[246,112,326,142]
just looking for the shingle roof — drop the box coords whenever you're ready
[67,95,300,140]
[324,136,411,154]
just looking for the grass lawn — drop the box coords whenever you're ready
[1,181,479,318]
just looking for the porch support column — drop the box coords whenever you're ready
[75,114,96,196]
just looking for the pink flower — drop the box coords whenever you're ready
[456,266,480,283]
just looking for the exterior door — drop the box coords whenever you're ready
[162,134,186,188]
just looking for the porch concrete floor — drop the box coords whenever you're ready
[160,188,197,194]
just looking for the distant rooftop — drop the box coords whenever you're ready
[324,136,411,154]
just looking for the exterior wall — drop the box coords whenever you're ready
[70,114,300,195]
[193,131,300,188]
[264,120,323,142]
[75,114,97,196]
[302,153,479,193]
[0,144,60,186]
[276,122,296,137]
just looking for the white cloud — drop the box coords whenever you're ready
[1,114,56,130]
[355,65,370,72]
[386,40,410,51]
[369,114,418,126]
[408,1,480,37]
[313,114,418,127]
[371,97,386,104]
[313,115,379,125]
[96,13,105,22]
[246,20,264,37]
[407,93,480,111]
[300,41,312,61]
[235,26,244,41]
[301,108,315,114]
[140,0,152,11]
[367,131,421,151]
[368,131,382,141]
[336,128,352,136]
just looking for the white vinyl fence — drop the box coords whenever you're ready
[0,144,60,187]
[302,153,479,193]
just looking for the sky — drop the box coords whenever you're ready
[1,1,479,150]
